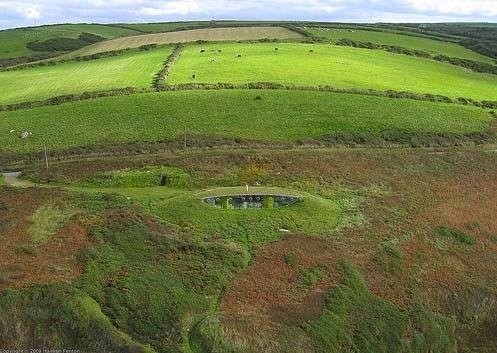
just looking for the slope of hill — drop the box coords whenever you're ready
[112,20,293,33]
[1,21,497,353]
[0,24,141,61]
[0,90,492,154]
[307,27,495,64]
[168,43,497,101]
[0,47,171,104]
[58,26,303,59]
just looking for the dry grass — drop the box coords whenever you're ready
[10,147,497,351]
[61,27,302,59]
[0,188,91,289]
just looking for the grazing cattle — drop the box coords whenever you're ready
[192,74,196,79]
[200,49,205,53]
[237,54,242,58]
[211,59,216,62]
[309,49,314,53]
[275,48,278,51]
[218,50,222,53]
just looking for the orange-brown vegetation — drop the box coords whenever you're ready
[0,188,92,289]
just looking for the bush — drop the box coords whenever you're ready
[0,87,142,111]
[152,44,183,90]
[335,38,497,75]
[26,32,105,52]
[139,44,158,51]
[433,54,497,75]
[0,53,60,69]
[2,48,132,72]
[435,226,476,245]
[304,261,455,353]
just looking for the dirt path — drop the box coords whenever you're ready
[1,172,36,188]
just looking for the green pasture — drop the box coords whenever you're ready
[168,43,497,101]
[0,47,172,105]
[307,27,495,63]
[0,90,491,153]
[0,24,141,59]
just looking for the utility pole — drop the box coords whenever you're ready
[183,127,187,150]
[44,145,49,177]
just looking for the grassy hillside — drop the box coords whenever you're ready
[0,47,172,105]
[2,21,497,353]
[307,27,495,64]
[0,24,141,59]
[168,43,497,101]
[60,27,302,59]
[0,90,491,153]
[3,147,497,352]
[112,21,287,33]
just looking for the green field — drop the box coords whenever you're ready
[0,47,172,104]
[0,24,141,59]
[307,27,495,63]
[0,90,491,153]
[168,43,497,101]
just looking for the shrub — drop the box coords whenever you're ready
[375,241,402,273]
[433,54,497,75]
[435,226,476,245]
[304,261,455,353]
[0,87,142,111]
[139,44,158,51]
[15,244,37,256]
[335,38,497,75]
[152,44,183,90]
[26,33,105,52]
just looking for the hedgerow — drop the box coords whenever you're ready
[0,87,147,112]
[334,38,497,75]
[1,82,495,112]
[152,44,184,90]
[1,47,137,72]
[26,32,105,52]
[160,82,497,109]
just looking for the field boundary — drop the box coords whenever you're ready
[331,38,497,75]
[3,38,294,72]
[152,44,184,90]
[304,24,462,43]
[2,129,497,166]
[0,45,175,72]
[1,83,496,113]
[6,34,495,76]
[160,83,497,109]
